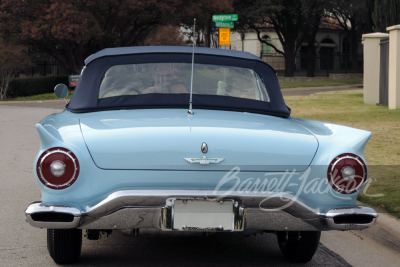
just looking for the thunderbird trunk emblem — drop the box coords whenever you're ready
[184,156,224,165]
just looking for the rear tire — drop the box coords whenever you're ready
[277,231,321,263]
[47,229,82,264]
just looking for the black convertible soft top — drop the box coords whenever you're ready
[67,46,291,118]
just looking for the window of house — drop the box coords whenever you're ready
[343,38,350,54]
[261,35,272,54]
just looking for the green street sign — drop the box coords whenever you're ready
[212,14,238,22]
[215,21,234,28]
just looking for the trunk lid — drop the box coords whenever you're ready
[79,109,318,172]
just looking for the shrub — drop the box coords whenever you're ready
[8,76,69,98]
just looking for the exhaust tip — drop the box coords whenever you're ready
[333,214,375,225]
[30,212,74,223]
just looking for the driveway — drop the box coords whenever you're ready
[0,104,399,267]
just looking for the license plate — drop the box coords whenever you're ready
[172,199,234,230]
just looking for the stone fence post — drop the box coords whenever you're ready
[387,25,400,109]
[362,33,389,105]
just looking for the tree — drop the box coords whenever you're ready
[143,25,185,46]
[302,0,327,77]
[234,0,306,77]
[0,0,103,74]
[0,41,31,99]
[0,0,185,74]
[373,0,400,32]
[92,0,184,48]
[0,0,235,74]
[327,0,371,69]
[365,0,375,33]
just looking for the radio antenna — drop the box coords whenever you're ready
[188,18,196,115]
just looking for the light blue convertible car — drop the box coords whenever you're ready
[25,47,377,264]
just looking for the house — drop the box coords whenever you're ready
[229,18,363,71]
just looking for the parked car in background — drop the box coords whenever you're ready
[25,46,377,264]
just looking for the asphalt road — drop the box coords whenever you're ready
[0,103,399,267]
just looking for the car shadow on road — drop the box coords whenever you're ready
[65,232,351,267]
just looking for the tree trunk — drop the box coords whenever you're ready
[284,52,296,77]
[351,39,359,70]
[64,56,83,74]
[306,51,316,77]
[204,20,212,48]
[305,15,321,78]
[281,36,298,77]
[0,73,12,99]
[61,46,85,74]
[47,45,84,75]
[306,40,317,77]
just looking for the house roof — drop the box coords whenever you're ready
[319,17,344,31]
[251,17,344,31]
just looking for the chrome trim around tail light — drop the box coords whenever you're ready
[36,147,79,190]
[328,153,367,194]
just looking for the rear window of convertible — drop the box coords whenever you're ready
[98,63,270,102]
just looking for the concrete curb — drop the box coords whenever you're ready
[282,84,363,92]
[356,201,400,254]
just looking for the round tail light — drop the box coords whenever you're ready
[327,153,367,194]
[36,148,79,189]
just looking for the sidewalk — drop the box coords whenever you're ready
[0,99,66,104]
[322,202,400,267]
[282,84,363,96]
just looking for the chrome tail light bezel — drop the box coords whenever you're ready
[327,153,367,194]
[36,147,79,190]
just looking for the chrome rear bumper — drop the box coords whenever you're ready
[25,190,377,231]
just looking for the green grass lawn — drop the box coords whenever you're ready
[13,90,73,101]
[285,90,400,217]
[280,78,363,89]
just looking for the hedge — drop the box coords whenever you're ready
[8,76,69,98]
